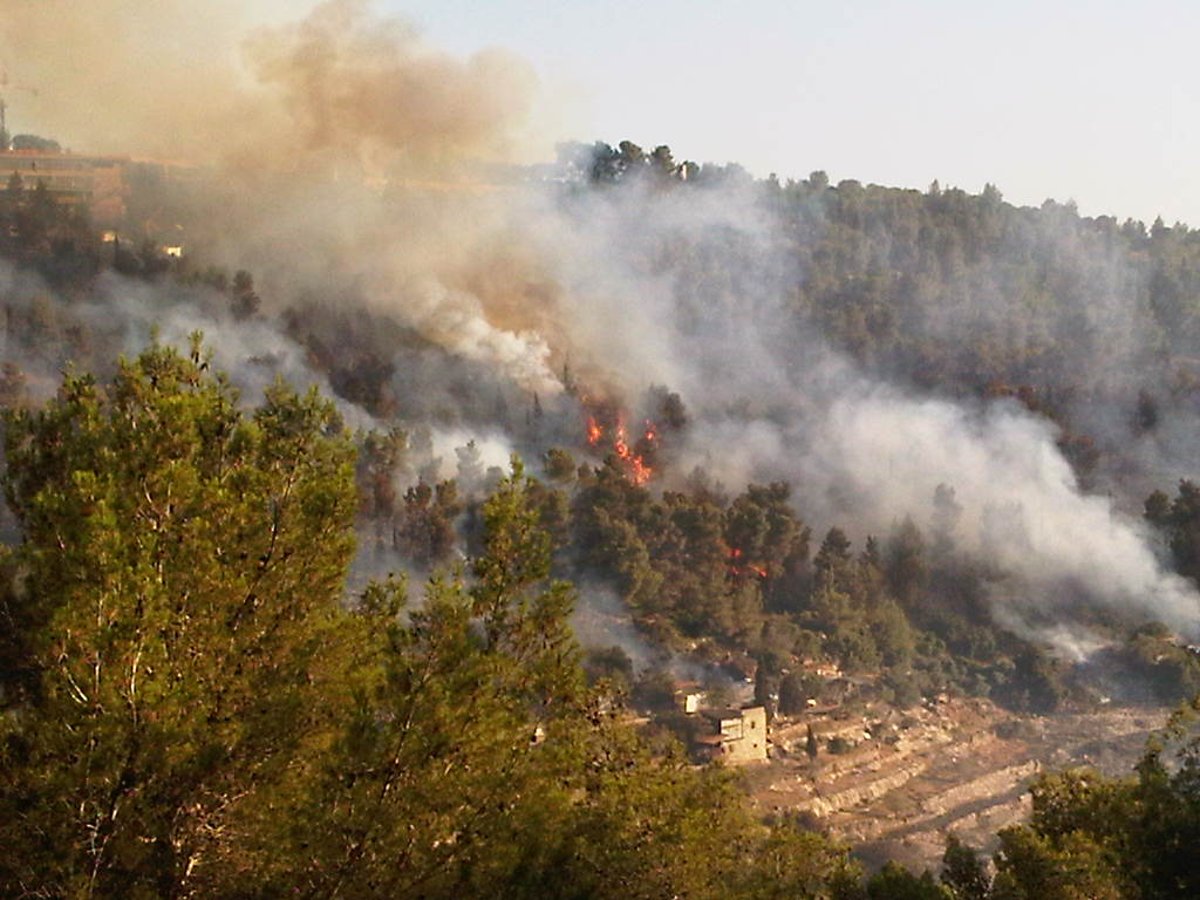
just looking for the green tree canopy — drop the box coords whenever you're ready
[0,338,358,895]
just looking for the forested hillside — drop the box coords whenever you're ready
[0,341,874,895]
[7,134,1200,719]
[6,42,1200,895]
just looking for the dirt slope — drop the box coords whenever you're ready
[743,698,1165,872]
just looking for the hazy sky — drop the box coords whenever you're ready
[382,0,1199,227]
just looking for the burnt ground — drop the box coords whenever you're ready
[738,698,1165,873]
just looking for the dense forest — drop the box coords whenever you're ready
[6,116,1200,896]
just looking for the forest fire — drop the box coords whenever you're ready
[728,547,768,580]
[586,416,603,446]
[585,411,656,485]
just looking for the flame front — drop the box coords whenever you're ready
[587,416,603,446]
[584,411,655,485]
[728,547,768,580]
[613,421,652,485]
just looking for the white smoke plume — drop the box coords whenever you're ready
[571,581,661,675]
[513,179,1200,642]
[2,0,1197,650]
[808,388,1200,635]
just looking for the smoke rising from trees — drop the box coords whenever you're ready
[2,0,1198,648]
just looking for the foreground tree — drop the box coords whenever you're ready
[260,460,589,896]
[0,338,358,895]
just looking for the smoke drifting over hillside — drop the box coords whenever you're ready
[3,0,1198,646]
[523,181,1200,640]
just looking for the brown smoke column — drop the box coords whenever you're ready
[0,0,540,175]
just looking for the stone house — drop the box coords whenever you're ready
[693,705,768,765]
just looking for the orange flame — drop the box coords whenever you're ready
[613,421,629,456]
[728,547,768,579]
[584,408,655,486]
[612,420,652,485]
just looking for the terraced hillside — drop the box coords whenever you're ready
[742,698,1166,872]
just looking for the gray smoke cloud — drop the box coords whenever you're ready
[809,388,1199,634]
[510,179,1200,641]
[570,581,661,675]
[2,0,1197,648]
[2,0,561,400]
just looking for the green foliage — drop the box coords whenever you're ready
[0,172,99,286]
[1145,479,1200,586]
[356,426,408,525]
[993,646,1068,714]
[230,269,261,320]
[568,454,1026,708]
[941,834,990,900]
[1116,628,1200,703]
[992,827,1122,900]
[867,862,951,899]
[738,822,863,899]
[396,478,462,566]
[261,565,587,896]
[887,516,929,608]
[542,446,578,483]
[572,473,811,652]
[977,703,1200,899]
[583,644,634,690]
[0,339,357,894]
[263,459,859,897]
[0,369,866,896]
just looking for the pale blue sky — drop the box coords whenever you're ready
[381,0,1200,226]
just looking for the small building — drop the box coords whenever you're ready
[693,705,768,765]
[672,681,708,714]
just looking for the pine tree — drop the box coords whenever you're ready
[0,338,357,895]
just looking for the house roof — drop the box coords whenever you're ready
[700,706,757,722]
